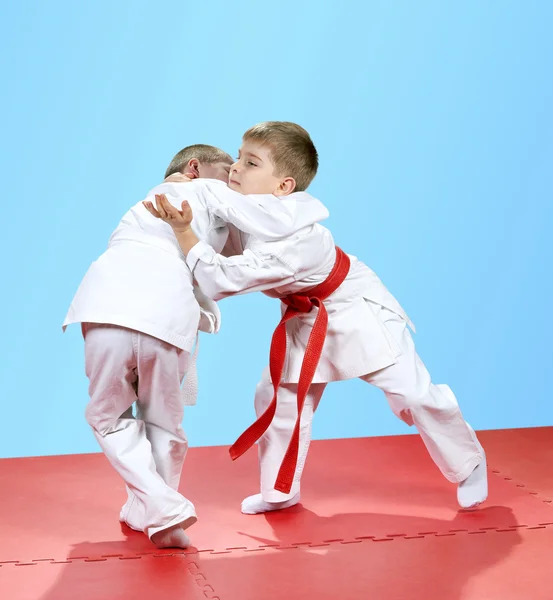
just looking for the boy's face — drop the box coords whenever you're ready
[228,141,295,196]
[197,160,232,182]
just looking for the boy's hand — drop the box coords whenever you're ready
[164,172,195,183]
[143,194,194,233]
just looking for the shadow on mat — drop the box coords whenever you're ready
[37,506,520,600]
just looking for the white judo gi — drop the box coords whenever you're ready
[185,217,484,503]
[63,179,329,536]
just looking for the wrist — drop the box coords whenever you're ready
[173,226,193,235]
[174,227,199,256]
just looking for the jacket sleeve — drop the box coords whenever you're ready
[200,182,299,241]
[186,240,295,301]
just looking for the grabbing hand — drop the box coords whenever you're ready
[143,194,194,233]
[163,172,195,183]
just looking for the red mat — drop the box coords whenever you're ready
[1,428,552,599]
[0,555,206,600]
[193,528,553,600]
[479,427,553,502]
[2,525,552,600]
[189,524,553,600]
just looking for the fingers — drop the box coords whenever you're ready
[146,194,192,228]
[155,194,182,220]
[142,200,161,218]
[163,172,195,183]
[154,194,169,219]
[164,173,189,183]
[160,194,184,219]
[181,200,193,225]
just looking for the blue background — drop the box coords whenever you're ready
[1,1,551,459]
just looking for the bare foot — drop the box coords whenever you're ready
[151,523,192,549]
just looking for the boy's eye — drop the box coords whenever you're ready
[247,161,257,167]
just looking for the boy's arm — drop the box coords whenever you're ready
[198,181,329,241]
[186,241,295,301]
[143,194,295,300]
[171,225,294,300]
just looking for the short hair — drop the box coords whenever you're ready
[242,121,318,191]
[164,144,233,178]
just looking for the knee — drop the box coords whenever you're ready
[85,398,128,435]
[169,433,188,453]
[85,402,113,434]
[170,423,188,445]
[394,382,459,421]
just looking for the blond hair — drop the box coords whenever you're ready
[164,144,233,178]
[243,121,318,191]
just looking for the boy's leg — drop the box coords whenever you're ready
[121,398,188,526]
[242,367,327,514]
[120,362,189,525]
[129,329,195,545]
[134,336,189,493]
[359,305,487,508]
[83,323,195,545]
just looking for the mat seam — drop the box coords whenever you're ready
[0,554,222,599]
[3,465,551,567]
[489,464,553,508]
[2,523,552,567]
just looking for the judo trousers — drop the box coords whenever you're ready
[254,304,484,501]
[82,323,196,538]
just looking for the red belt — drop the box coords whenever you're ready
[228,247,351,493]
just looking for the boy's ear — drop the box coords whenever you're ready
[186,159,201,178]
[274,177,297,196]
